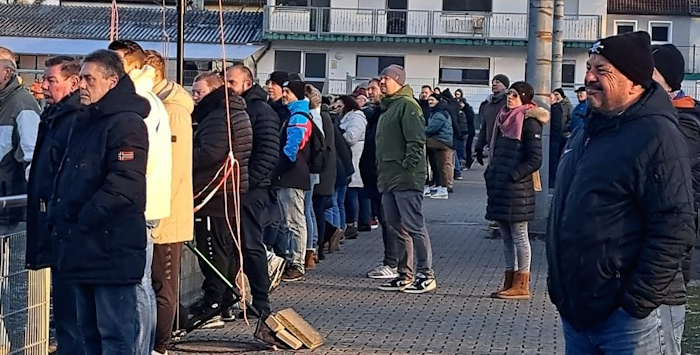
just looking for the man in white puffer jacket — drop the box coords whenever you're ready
[108,40,172,355]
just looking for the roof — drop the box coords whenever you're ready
[607,0,695,15]
[0,4,263,44]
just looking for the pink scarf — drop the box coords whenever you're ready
[489,103,535,155]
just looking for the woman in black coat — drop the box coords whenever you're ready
[484,81,549,301]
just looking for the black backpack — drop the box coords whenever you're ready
[302,112,326,174]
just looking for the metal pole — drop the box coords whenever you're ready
[525,0,553,220]
[551,0,564,90]
[176,0,186,86]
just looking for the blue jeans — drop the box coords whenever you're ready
[346,187,371,226]
[453,137,466,162]
[325,187,340,228]
[562,304,685,355]
[326,185,348,228]
[134,223,156,355]
[52,269,86,355]
[279,188,307,271]
[305,176,318,251]
[75,283,138,355]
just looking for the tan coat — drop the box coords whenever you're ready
[152,80,195,244]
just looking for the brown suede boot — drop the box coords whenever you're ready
[490,270,515,298]
[305,250,316,270]
[497,271,530,300]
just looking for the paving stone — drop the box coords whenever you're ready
[170,166,564,354]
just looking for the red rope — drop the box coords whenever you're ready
[110,0,119,42]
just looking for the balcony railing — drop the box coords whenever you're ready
[264,6,601,42]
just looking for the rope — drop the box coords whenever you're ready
[161,0,170,63]
[109,0,119,42]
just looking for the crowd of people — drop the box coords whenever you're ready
[0,28,697,355]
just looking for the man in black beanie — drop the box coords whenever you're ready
[547,30,695,354]
[653,43,700,288]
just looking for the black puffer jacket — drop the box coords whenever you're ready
[440,89,463,141]
[547,83,697,331]
[193,86,253,217]
[25,92,80,270]
[49,76,149,284]
[485,106,549,222]
[242,84,280,190]
[313,106,337,196]
[269,99,290,123]
[360,104,381,190]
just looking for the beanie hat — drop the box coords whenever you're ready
[283,80,305,101]
[267,71,289,88]
[379,64,406,86]
[553,88,566,98]
[492,74,510,88]
[351,87,367,98]
[652,44,685,92]
[429,93,441,100]
[589,31,653,89]
[510,81,535,105]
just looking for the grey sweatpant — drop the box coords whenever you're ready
[382,190,434,280]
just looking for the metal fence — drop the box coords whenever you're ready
[0,195,203,354]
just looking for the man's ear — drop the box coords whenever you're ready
[108,75,119,90]
[69,75,80,92]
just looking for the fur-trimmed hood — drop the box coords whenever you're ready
[526,106,550,125]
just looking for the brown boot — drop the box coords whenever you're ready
[305,250,316,270]
[497,271,530,300]
[490,270,515,298]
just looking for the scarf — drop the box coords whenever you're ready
[489,103,535,155]
[0,75,21,103]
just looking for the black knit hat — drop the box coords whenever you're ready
[283,80,305,101]
[553,88,566,98]
[493,74,510,88]
[652,44,685,92]
[509,81,534,105]
[266,71,289,88]
[589,31,653,89]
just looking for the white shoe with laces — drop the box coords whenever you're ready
[431,187,449,200]
[367,264,399,279]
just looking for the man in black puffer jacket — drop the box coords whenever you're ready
[50,50,150,353]
[547,32,696,354]
[225,65,279,316]
[191,71,253,324]
[651,44,700,285]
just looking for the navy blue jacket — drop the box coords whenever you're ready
[359,104,381,192]
[25,91,80,270]
[49,76,150,285]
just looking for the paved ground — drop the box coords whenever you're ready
[170,165,565,354]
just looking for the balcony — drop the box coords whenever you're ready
[264,6,601,43]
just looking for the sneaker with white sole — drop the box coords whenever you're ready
[367,264,399,279]
[267,251,286,293]
[430,187,449,200]
[423,186,432,196]
[402,273,437,294]
[378,277,413,291]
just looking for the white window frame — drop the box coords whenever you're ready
[614,20,638,35]
[354,54,405,79]
[273,49,328,81]
[648,21,673,44]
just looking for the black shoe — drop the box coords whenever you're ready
[358,224,372,232]
[186,300,225,330]
[345,225,359,239]
[221,306,236,322]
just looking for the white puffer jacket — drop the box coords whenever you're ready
[339,109,367,188]
[130,65,173,221]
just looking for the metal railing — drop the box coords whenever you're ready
[0,194,203,354]
[264,6,601,42]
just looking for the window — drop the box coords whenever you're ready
[277,0,329,6]
[273,50,327,91]
[439,56,490,85]
[562,61,576,87]
[356,55,405,78]
[649,21,672,43]
[614,20,637,35]
[564,0,579,15]
[443,0,492,12]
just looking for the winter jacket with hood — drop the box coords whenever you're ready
[360,104,381,191]
[151,79,194,244]
[339,109,367,188]
[0,75,40,200]
[547,83,696,331]
[332,109,354,188]
[129,65,172,221]
[25,91,80,270]
[571,100,588,132]
[425,102,454,147]
[48,76,150,284]
[485,106,549,222]
[477,91,507,152]
[193,86,253,217]
[242,84,280,191]
[376,85,426,193]
[560,96,575,135]
[439,89,463,142]
[272,99,312,190]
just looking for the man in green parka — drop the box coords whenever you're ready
[375,64,436,294]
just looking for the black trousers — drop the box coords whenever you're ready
[194,215,236,306]
[240,188,273,315]
[152,242,183,353]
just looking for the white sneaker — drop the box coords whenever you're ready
[431,187,449,199]
[267,251,286,294]
[423,186,432,196]
[367,264,399,279]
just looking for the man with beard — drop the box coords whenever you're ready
[475,74,509,165]
[547,31,695,354]
[25,55,84,355]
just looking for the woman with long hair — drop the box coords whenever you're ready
[485,81,549,300]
